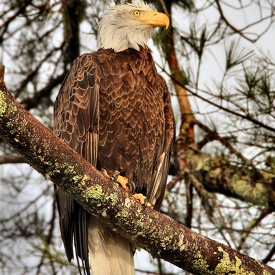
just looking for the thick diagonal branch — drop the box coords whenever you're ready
[0,66,274,274]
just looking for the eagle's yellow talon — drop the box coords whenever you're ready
[101,169,129,190]
[116,175,129,190]
[133,193,152,207]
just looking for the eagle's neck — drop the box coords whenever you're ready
[97,16,154,53]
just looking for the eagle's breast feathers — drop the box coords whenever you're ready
[54,47,174,208]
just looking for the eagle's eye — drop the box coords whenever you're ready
[133,10,141,16]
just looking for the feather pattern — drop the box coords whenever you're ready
[54,46,174,274]
[54,2,174,275]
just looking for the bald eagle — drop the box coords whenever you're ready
[54,2,174,275]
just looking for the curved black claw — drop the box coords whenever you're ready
[110,170,120,182]
[126,181,136,193]
[143,196,148,206]
[101,168,109,177]
[143,197,154,208]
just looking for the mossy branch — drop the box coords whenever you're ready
[0,65,274,274]
[183,145,275,210]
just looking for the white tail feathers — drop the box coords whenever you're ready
[88,219,135,275]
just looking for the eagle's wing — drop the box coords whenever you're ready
[146,75,175,211]
[54,54,99,275]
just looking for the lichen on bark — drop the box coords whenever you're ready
[215,246,255,275]
[0,90,7,117]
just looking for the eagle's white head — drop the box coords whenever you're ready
[97,2,169,52]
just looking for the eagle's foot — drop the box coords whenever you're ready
[101,169,129,190]
[133,193,152,207]
[112,171,129,190]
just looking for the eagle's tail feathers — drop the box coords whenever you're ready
[88,219,134,275]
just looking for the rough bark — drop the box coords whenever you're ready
[0,66,275,274]
[183,145,275,210]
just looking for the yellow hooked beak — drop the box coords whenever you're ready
[136,11,170,30]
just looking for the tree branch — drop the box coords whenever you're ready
[182,144,275,210]
[0,155,27,164]
[0,65,274,274]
